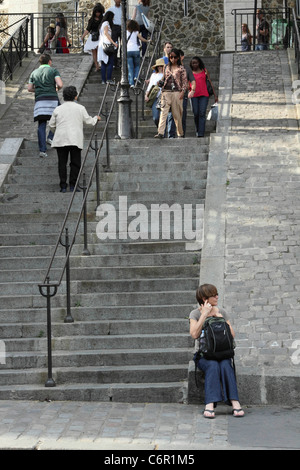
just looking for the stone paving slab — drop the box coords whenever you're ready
[0,400,298,450]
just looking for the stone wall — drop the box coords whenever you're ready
[150,0,225,56]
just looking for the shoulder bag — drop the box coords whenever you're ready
[205,69,214,96]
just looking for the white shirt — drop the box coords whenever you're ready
[107,5,122,25]
[127,30,139,52]
[97,21,112,64]
[49,101,98,150]
[146,72,163,96]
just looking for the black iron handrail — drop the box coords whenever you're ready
[38,82,120,387]
[231,7,292,52]
[0,15,29,82]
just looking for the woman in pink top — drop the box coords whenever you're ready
[188,57,217,137]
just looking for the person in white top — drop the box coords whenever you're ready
[97,11,118,84]
[126,20,148,87]
[49,86,101,193]
[145,58,164,127]
[107,0,122,64]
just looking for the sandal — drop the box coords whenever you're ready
[203,408,215,419]
[232,408,244,418]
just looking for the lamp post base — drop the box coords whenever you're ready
[117,93,133,139]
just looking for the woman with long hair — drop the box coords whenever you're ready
[52,13,70,54]
[81,4,105,70]
[155,48,187,138]
[97,11,118,84]
[188,56,217,137]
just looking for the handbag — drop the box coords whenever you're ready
[205,70,214,96]
[91,30,99,41]
[207,103,219,121]
[49,38,57,50]
[146,85,160,107]
[103,43,116,55]
[141,12,155,33]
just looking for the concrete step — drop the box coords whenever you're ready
[0,276,198,295]
[0,265,199,283]
[0,364,189,386]
[0,382,188,403]
[7,170,207,185]
[3,332,192,352]
[0,318,188,340]
[0,251,200,270]
[0,304,194,324]
[0,290,196,309]
[3,347,190,369]
[12,161,208,175]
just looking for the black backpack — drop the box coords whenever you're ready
[193,317,236,387]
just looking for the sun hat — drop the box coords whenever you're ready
[151,58,165,70]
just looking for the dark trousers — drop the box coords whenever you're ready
[56,146,81,189]
[191,95,209,137]
[111,24,121,66]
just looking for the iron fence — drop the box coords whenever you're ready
[231,7,292,52]
[0,15,29,82]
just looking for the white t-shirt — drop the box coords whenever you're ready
[127,30,139,52]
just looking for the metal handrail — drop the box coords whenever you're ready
[39,84,119,290]
[0,16,29,82]
[38,82,120,387]
[231,7,292,52]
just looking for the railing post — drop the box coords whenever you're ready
[104,101,112,172]
[93,134,100,208]
[60,228,74,323]
[82,173,91,256]
[38,277,58,387]
[118,0,133,139]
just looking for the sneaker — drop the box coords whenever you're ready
[101,81,106,85]
[47,138,53,145]
[154,134,163,139]
[60,187,67,193]
[69,186,81,193]
[39,151,48,158]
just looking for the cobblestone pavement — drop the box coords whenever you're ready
[222,51,300,373]
[0,400,299,450]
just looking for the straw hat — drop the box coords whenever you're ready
[49,23,55,29]
[151,58,165,70]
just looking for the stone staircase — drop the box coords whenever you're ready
[0,55,220,402]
